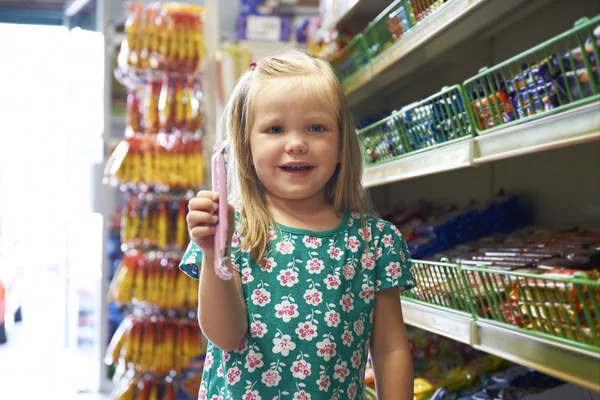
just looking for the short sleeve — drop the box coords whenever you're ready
[179,241,203,280]
[373,220,415,293]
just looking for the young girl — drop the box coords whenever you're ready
[180,49,415,400]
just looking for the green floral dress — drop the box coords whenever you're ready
[179,211,415,400]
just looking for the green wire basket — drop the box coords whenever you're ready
[401,259,474,315]
[358,85,473,167]
[362,0,414,60]
[462,266,600,353]
[329,0,450,84]
[463,15,600,134]
[328,33,371,82]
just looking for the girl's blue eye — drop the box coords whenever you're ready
[309,124,325,133]
[267,126,283,134]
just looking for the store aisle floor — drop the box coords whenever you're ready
[0,266,108,399]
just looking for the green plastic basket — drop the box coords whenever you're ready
[462,266,600,352]
[463,15,600,134]
[401,259,475,315]
[328,33,371,81]
[362,0,413,60]
[358,85,473,167]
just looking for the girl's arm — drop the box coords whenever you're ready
[198,251,248,352]
[370,287,413,400]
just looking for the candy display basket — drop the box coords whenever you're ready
[463,15,600,134]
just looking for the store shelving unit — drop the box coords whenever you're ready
[363,101,600,188]
[401,301,600,391]
[328,0,600,396]
[343,0,539,106]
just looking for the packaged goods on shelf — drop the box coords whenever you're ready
[383,194,529,259]
[120,196,190,251]
[119,2,205,76]
[104,133,204,192]
[464,18,600,133]
[365,326,566,400]
[109,250,198,313]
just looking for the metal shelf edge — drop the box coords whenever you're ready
[401,301,474,345]
[473,321,600,392]
[473,101,600,165]
[362,138,472,188]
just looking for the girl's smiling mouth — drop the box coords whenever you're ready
[279,162,315,176]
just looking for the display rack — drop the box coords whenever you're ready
[363,100,600,187]
[319,0,600,397]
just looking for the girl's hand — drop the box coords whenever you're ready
[187,190,234,257]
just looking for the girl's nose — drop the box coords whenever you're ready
[284,133,308,154]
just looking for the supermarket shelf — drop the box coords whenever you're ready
[401,301,600,392]
[362,137,472,188]
[474,321,600,392]
[473,101,600,165]
[401,301,473,345]
[344,0,528,106]
[326,0,391,33]
[362,103,600,187]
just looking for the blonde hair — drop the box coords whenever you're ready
[222,48,371,262]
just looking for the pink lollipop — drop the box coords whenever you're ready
[211,140,233,280]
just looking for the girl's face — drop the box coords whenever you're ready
[249,77,341,206]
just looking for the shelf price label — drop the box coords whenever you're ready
[246,15,282,41]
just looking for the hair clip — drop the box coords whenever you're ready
[211,139,233,281]
[249,61,258,71]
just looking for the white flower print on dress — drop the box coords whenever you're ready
[306,258,325,274]
[241,267,254,284]
[242,390,262,400]
[376,221,386,232]
[342,263,355,280]
[217,365,224,377]
[333,361,350,383]
[293,390,312,400]
[316,338,337,361]
[273,334,296,356]
[360,252,376,270]
[204,352,213,370]
[347,382,358,400]
[268,228,277,241]
[231,233,240,248]
[234,338,248,354]
[258,257,277,273]
[342,330,354,346]
[351,350,362,369]
[296,321,318,341]
[302,236,322,249]
[303,288,323,306]
[400,248,406,263]
[210,395,223,400]
[277,268,299,287]
[351,212,361,219]
[251,288,271,307]
[291,359,311,379]
[327,246,343,261]
[274,300,299,322]
[317,375,331,392]
[250,321,268,338]
[261,369,282,387]
[227,367,242,385]
[325,310,341,327]
[358,227,372,241]
[345,236,361,253]
[199,386,208,400]
[324,274,341,290]
[340,294,354,313]
[245,350,264,372]
[358,283,375,304]
[382,234,394,248]
[385,262,402,278]
[353,319,365,336]
[276,240,295,255]
[223,352,231,362]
